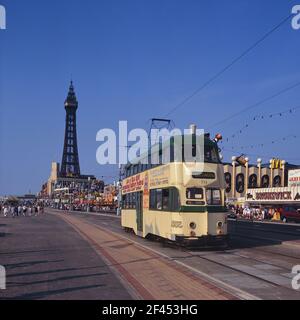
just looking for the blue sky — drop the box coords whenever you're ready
[0,0,299,195]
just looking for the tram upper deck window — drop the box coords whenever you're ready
[204,145,219,163]
[206,189,221,205]
[127,166,133,177]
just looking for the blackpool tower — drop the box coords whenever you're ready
[60,81,81,177]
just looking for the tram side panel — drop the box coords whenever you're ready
[144,210,173,240]
[121,209,137,233]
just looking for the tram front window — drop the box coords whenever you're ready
[186,187,204,200]
[186,187,205,205]
[206,189,221,205]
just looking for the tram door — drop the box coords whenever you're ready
[136,192,143,234]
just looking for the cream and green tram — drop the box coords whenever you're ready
[121,133,228,247]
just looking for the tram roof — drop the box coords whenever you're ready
[125,133,218,168]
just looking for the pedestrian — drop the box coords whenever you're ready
[256,208,262,221]
[261,208,266,220]
[22,205,27,217]
[17,205,22,217]
[13,206,18,217]
[27,206,32,216]
[272,208,281,222]
[3,206,8,217]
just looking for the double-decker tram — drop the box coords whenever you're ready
[120,127,228,247]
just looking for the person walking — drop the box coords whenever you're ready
[3,206,8,217]
[13,206,17,217]
[17,205,22,217]
[261,208,266,220]
[22,205,27,217]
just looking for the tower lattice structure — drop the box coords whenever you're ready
[60,81,81,177]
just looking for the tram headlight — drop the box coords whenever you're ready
[217,221,223,229]
[189,222,197,230]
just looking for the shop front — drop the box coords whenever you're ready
[246,186,300,205]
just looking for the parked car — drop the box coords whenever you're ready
[280,207,300,223]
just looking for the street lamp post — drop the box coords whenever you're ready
[87,177,91,213]
[269,160,274,188]
[281,160,286,187]
[231,156,237,200]
[257,158,262,188]
[245,157,249,195]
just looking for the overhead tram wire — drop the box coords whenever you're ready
[208,80,300,130]
[164,13,293,118]
[221,148,300,163]
[222,105,300,143]
[221,134,298,152]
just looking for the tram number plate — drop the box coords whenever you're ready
[171,221,183,228]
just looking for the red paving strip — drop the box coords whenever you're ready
[64,218,154,300]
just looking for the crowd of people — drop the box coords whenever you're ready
[229,205,282,221]
[50,202,116,213]
[49,179,105,203]
[0,203,44,217]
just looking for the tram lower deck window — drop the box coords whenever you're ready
[206,189,221,205]
[122,193,137,209]
[149,188,180,211]
[186,188,204,200]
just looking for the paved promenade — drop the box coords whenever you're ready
[0,214,131,300]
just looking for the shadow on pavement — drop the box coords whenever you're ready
[7,272,109,287]
[5,259,65,269]
[228,219,300,250]
[1,284,106,300]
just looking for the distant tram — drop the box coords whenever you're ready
[120,128,228,247]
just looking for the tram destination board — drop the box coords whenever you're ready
[192,172,216,179]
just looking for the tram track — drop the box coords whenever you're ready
[231,234,300,259]
[51,210,300,299]
[80,212,300,267]
[79,215,296,298]
[228,219,300,237]
[187,250,296,292]
[225,250,297,272]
